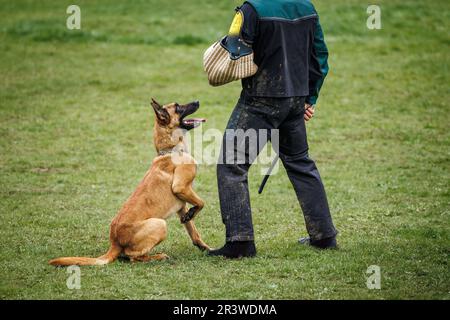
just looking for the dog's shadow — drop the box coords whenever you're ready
[117,254,131,263]
[116,253,177,265]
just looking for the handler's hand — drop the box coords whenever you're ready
[304,103,315,121]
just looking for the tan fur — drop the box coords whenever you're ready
[49,99,209,267]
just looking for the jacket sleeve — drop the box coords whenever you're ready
[229,3,258,44]
[307,18,329,105]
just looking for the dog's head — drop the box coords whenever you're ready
[151,98,205,131]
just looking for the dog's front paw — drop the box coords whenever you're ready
[193,242,211,251]
[181,206,197,224]
[157,253,170,260]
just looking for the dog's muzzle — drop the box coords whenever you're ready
[177,101,206,130]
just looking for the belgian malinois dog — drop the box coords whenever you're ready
[49,99,209,266]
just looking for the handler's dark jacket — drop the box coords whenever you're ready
[234,0,329,104]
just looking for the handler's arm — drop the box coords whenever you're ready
[229,3,258,43]
[307,17,329,106]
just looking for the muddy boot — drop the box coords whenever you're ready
[207,241,256,258]
[298,236,337,249]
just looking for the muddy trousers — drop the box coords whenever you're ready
[217,94,337,242]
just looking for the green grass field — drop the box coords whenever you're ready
[0,0,449,299]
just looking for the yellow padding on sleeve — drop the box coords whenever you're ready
[228,11,243,36]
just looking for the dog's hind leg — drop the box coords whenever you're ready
[178,206,210,251]
[123,218,170,262]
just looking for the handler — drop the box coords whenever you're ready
[208,0,338,258]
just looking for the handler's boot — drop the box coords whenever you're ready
[298,236,337,249]
[207,241,256,258]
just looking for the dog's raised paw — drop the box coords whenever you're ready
[181,206,197,224]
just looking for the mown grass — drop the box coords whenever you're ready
[0,0,449,299]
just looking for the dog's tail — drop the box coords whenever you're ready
[49,243,122,267]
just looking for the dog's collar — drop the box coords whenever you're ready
[158,148,187,156]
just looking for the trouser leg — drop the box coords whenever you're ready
[217,97,275,242]
[217,163,254,241]
[278,98,337,241]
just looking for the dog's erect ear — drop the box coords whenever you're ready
[151,98,170,125]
